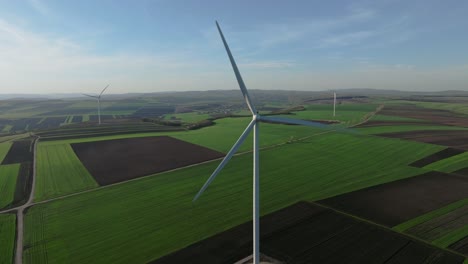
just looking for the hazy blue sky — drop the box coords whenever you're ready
[0,0,467,94]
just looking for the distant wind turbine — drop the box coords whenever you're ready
[83,85,109,125]
[193,21,341,264]
[333,92,336,117]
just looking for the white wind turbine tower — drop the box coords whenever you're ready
[193,21,337,264]
[83,84,110,125]
[333,92,336,117]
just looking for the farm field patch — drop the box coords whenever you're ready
[38,117,328,154]
[380,104,468,127]
[319,171,468,227]
[424,152,468,173]
[405,204,468,241]
[358,124,468,135]
[0,142,12,163]
[0,214,16,264]
[378,130,468,150]
[0,163,20,209]
[71,136,224,185]
[35,143,98,201]
[164,112,211,123]
[152,202,464,264]
[23,132,442,263]
[410,148,464,167]
[1,139,33,164]
[356,120,434,127]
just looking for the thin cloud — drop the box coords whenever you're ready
[255,8,377,48]
[28,0,49,16]
[0,19,203,93]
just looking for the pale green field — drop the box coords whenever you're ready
[35,144,98,201]
[0,164,20,209]
[0,142,12,163]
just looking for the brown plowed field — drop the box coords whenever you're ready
[410,148,464,167]
[453,166,468,176]
[1,139,33,164]
[356,120,432,127]
[150,202,464,264]
[450,236,468,256]
[318,171,468,227]
[380,105,468,127]
[378,130,468,150]
[71,136,224,185]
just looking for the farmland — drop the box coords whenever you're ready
[0,164,20,209]
[71,136,224,185]
[0,94,467,263]
[0,214,16,264]
[0,142,12,162]
[319,171,468,227]
[23,130,443,263]
[35,144,98,201]
[154,202,464,264]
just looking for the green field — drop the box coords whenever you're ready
[369,114,425,122]
[24,131,442,263]
[34,117,346,200]
[35,144,98,201]
[39,117,331,152]
[424,152,468,173]
[357,124,468,135]
[164,112,211,123]
[0,164,20,209]
[0,142,12,163]
[283,103,378,125]
[0,213,16,264]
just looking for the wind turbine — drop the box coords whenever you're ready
[333,92,336,117]
[83,85,109,125]
[193,21,340,264]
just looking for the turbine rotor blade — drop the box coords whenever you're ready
[99,84,110,97]
[260,116,329,128]
[193,119,256,202]
[259,116,356,134]
[83,94,99,99]
[216,21,257,114]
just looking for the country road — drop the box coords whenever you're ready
[15,136,39,264]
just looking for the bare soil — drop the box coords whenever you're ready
[409,148,464,167]
[71,136,224,185]
[318,171,468,227]
[450,236,468,256]
[356,120,433,127]
[378,130,468,151]
[1,139,33,164]
[379,105,468,127]
[150,202,464,264]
